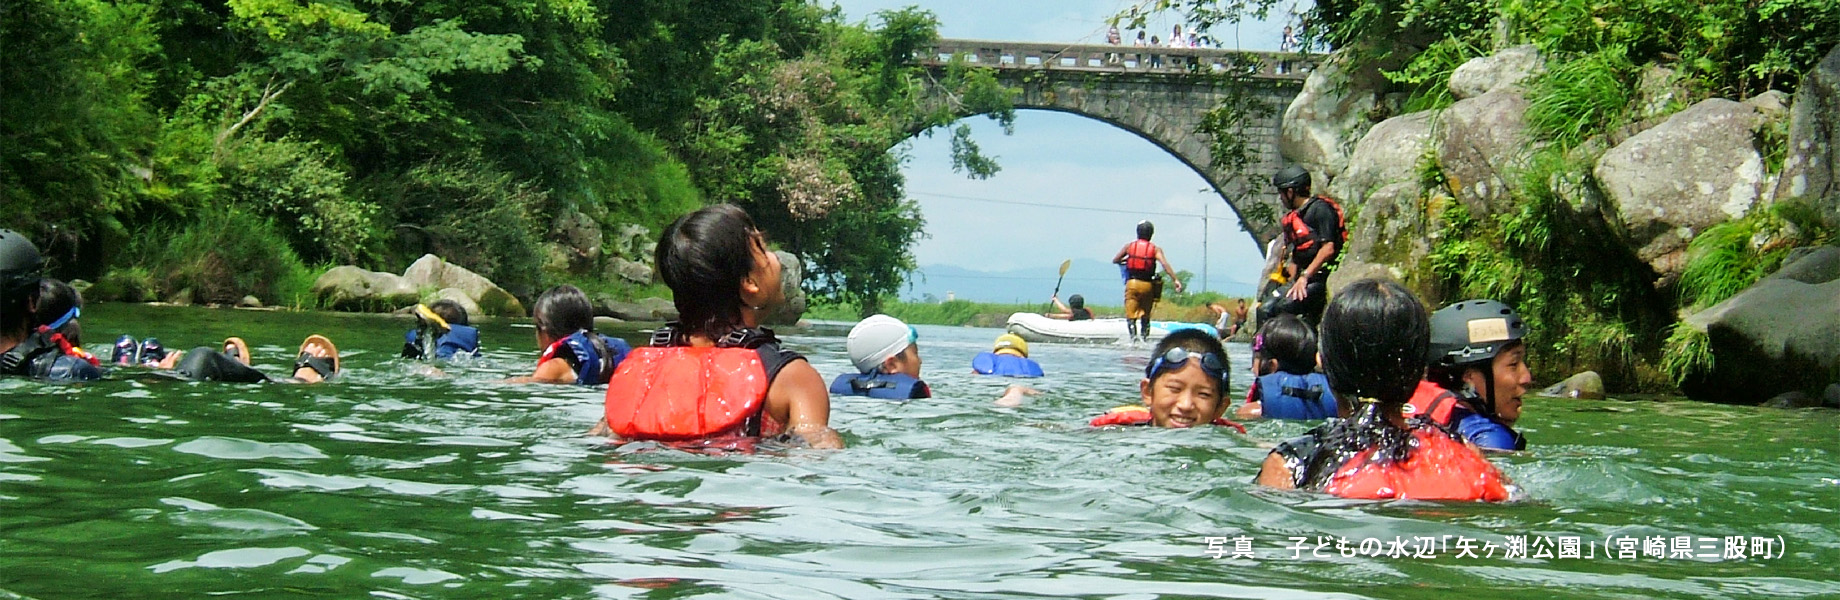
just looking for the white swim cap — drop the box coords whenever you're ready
[847,314,915,373]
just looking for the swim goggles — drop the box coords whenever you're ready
[1145,346,1228,384]
[46,306,79,330]
[908,325,919,344]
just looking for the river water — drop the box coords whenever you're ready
[2,304,1835,599]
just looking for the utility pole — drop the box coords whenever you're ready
[1202,201,1210,293]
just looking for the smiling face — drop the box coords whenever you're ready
[1140,361,1226,428]
[1464,342,1532,425]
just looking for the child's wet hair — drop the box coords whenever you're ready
[429,299,469,326]
[655,204,765,338]
[1148,329,1229,388]
[1319,279,1428,410]
[1253,314,1316,375]
[532,285,595,340]
[35,278,82,344]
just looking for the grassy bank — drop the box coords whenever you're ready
[807,294,1249,328]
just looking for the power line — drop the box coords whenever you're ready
[907,190,1237,220]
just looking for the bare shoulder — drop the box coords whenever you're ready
[1256,452,1295,489]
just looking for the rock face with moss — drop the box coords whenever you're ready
[1775,46,1840,221]
[1595,99,1770,285]
[1681,247,1840,402]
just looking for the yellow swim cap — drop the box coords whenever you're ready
[993,333,1029,357]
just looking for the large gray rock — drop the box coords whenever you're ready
[608,257,652,284]
[551,209,602,273]
[1438,89,1537,217]
[1448,45,1542,100]
[761,251,806,326]
[1327,182,1442,300]
[1681,247,1840,403]
[1596,99,1767,284]
[1324,105,1442,299]
[1330,111,1437,208]
[432,287,482,319]
[1279,51,1392,184]
[313,266,419,311]
[1540,371,1606,400]
[1774,45,1840,221]
[402,254,524,317]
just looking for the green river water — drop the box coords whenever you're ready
[2,304,1835,599]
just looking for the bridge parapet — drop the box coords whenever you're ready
[923,39,1316,79]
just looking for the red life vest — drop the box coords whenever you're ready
[1323,427,1510,502]
[1088,405,1247,433]
[1124,240,1158,272]
[602,346,772,441]
[1280,195,1348,253]
[1404,379,1460,426]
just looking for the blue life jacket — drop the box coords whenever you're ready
[404,325,482,360]
[829,372,931,400]
[971,352,1044,378]
[1447,402,1527,451]
[1252,371,1336,420]
[542,330,633,385]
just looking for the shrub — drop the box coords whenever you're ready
[220,136,376,265]
[124,209,313,305]
[373,157,548,298]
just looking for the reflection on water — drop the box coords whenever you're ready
[1,304,1835,599]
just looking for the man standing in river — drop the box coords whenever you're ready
[1264,165,1344,328]
[1113,220,1184,343]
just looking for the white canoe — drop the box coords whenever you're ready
[1005,312,1218,345]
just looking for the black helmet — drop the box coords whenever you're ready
[1271,165,1311,191]
[0,229,43,296]
[1427,299,1528,369]
[1136,220,1154,239]
[1068,294,1085,309]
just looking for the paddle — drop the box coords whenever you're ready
[1047,259,1072,312]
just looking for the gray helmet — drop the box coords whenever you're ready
[0,229,43,296]
[1427,299,1527,368]
[1271,165,1311,191]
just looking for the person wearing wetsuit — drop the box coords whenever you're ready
[1263,165,1344,328]
[1112,221,1184,343]
[830,314,929,400]
[1047,294,1094,321]
[1257,279,1510,502]
[1409,299,1533,451]
[0,231,103,382]
[402,300,482,361]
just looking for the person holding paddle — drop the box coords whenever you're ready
[1112,221,1184,343]
[1039,260,1094,321]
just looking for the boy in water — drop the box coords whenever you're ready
[1090,329,1246,432]
[830,314,929,400]
[402,299,481,361]
[1236,315,1335,420]
[972,333,1044,378]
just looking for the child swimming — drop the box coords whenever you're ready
[1256,279,1509,501]
[1408,299,1532,451]
[1090,329,1246,432]
[509,285,631,385]
[971,333,1044,378]
[402,299,481,361]
[1235,314,1335,420]
[830,314,930,400]
[600,204,842,448]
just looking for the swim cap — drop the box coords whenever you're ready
[847,314,915,373]
[993,333,1029,357]
[0,229,44,297]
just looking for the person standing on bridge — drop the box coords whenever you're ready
[1113,221,1184,343]
[1262,165,1345,329]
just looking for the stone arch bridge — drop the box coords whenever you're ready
[918,39,1314,245]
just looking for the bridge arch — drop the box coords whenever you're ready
[915,39,1312,246]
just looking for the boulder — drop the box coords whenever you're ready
[238,295,263,309]
[1595,99,1767,285]
[637,297,678,321]
[1327,182,1441,300]
[1680,247,1840,403]
[1540,371,1606,400]
[432,288,482,319]
[312,266,418,311]
[1448,45,1542,100]
[760,251,806,326]
[1330,111,1437,208]
[610,224,651,259]
[551,209,603,273]
[401,254,524,317]
[1438,89,1537,217]
[1742,90,1792,120]
[1760,391,1818,409]
[608,257,652,284]
[595,297,654,321]
[1279,50,1394,183]
[1633,64,1691,123]
[1774,45,1840,222]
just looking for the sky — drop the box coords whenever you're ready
[826,1,1298,302]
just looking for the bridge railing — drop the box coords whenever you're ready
[922,39,1316,80]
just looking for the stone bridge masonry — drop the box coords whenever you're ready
[917,39,1314,245]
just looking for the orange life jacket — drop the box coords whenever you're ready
[1322,427,1510,502]
[1088,405,1248,433]
[1280,195,1348,254]
[603,346,772,441]
[1124,240,1158,273]
[1403,379,1461,425]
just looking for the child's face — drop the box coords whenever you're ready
[743,233,784,309]
[1140,361,1226,428]
[886,343,922,378]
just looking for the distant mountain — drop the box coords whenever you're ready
[902,259,1254,303]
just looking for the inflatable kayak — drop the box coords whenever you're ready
[1005,313,1217,345]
